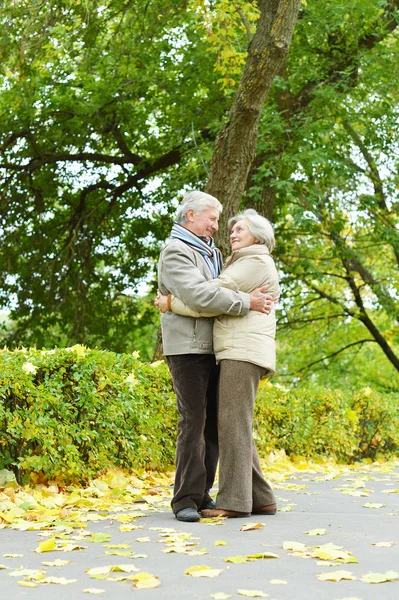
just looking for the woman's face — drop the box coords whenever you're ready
[230,219,257,251]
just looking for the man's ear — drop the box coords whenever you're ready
[186,208,195,222]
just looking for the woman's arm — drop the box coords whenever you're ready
[156,292,217,317]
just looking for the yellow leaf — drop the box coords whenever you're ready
[136,536,151,542]
[39,576,77,584]
[0,564,8,570]
[3,553,23,558]
[214,540,227,546]
[190,569,225,578]
[361,570,398,584]
[225,556,248,564]
[36,537,56,553]
[41,559,70,567]
[185,565,212,574]
[305,528,326,536]
[247,552,279,560]
[362,502,384,509]
[372,541,395,547]
[240,522,264,532]
[269,579,287,584]
[125,372,139,386]
[103,543,131,549]
[237,590,268,598]
[22,362,38,374]
[317,570,356,582]
[211,594,233,599]
[134,575,160,589]
[283,541,307,552]
[83,590,105,595]
[17,581,37,588]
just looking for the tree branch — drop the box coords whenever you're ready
[295,339,377,374]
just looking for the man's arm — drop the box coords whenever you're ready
[159,244,273,315]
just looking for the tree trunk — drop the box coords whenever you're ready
[206,0,302,256]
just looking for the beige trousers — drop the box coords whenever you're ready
[216,359,276,513]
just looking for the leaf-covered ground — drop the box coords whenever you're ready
[1,453,399,599]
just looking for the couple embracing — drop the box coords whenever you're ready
[156,191,279,522]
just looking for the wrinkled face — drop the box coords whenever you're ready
[230,219,257,250]
[185,207,219,241]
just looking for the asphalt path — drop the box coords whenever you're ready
[1,461,399,600]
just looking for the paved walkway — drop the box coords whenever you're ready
[1,459,399,599]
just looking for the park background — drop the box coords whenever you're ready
[0,0,399,483]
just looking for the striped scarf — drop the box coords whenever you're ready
[170,223,223,279]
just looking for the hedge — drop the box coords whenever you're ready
[1,347,398,484]
[255,381,399,463]
[0,346,177,483]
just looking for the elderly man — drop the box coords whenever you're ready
[157,191,273,522]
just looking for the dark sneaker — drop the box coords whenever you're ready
[201,499,216,510]
[175,508,200,522]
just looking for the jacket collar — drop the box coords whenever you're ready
[225,244,270,267]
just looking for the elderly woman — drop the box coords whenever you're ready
[157,209,279,518]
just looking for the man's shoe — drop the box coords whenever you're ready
[251,504,277,515]
[201,508,251,518]
[201,499,216,510]
[175,508,200,522]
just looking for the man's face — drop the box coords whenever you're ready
[185,207,219,241]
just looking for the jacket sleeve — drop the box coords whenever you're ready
[159,245,250,316]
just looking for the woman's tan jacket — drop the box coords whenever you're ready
[171,244,280,372]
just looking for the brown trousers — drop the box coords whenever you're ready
[216,359,276,513]
[166,354,219,514]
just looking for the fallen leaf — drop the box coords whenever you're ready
[39,576,77,584]
[247,552,279,560]
[36,537,56,553]
[133,572,160,589]
[17,581,37,588]
[317,570,356,582]
[372,542,395,547]
[305,528,326,536]
[185,565,225,578]
[211,594,233,600]
[214,540,227,546]
[240,523,264,532]
[83,590,105,595]
[362,502,384,509]
[225,555,248,564]
[3,553,24,558]
[269,579,287,584]
[136,536,151,542]
[237,590,268,598]
[283,541,308,552]
[361,570,398,584]
[190,569,225,578]
[41,559,70,567]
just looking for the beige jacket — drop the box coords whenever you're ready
[171,244,280,372]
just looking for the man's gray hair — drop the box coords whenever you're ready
[228,208,276,252]
[176,191,223,223]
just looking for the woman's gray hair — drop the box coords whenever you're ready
[228,209,275,252]
[176,191,223,223]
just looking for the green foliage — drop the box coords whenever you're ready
[1,346,398,487]
[0,347,177,484]
[255,382,399,462]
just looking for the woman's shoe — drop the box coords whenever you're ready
[201,508,251,518]
[251,504,277,515]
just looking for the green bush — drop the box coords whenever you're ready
[0,346,177,483]
[255,383,399,462]
[1,347,398,485]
